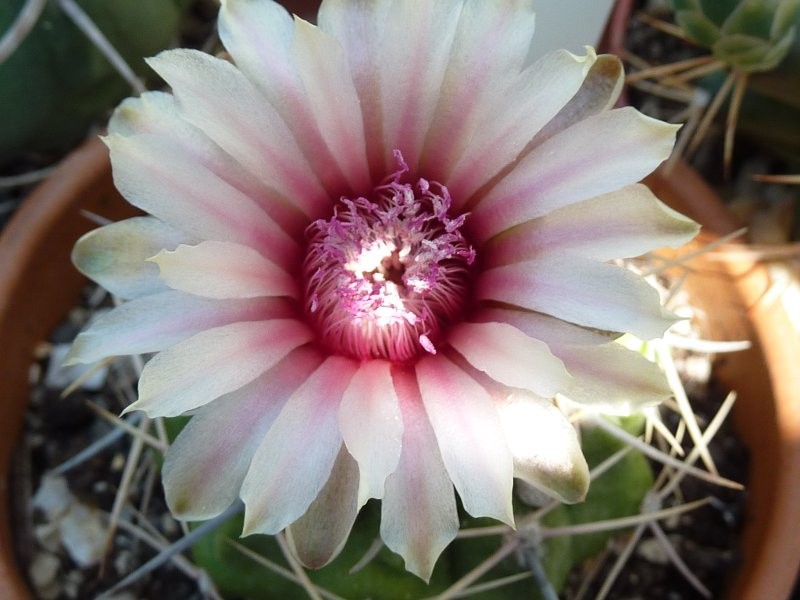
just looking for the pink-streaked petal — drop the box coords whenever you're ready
[475,311,670,413]
[65,292,293,365]
[109,92,307,235]
[380,369,458,582]
[291,19,370,192]
[484,184,700,267]
[218,0,359,196]
[415,355,514,525]
[149,241,297,300]
[217,0,296,96]
[339,360,402,506]
[475,307,613,346]
[530,54,624,148]
[163,346,323,520]
[317,0,394,176]
[555,343,672,414]
[287,447,360,569]
[469,107,680,243]
[447,322,570,398]
[130,319,312,418]
[477,256,677,340]
[373,0,464,173]
[106,133,299,263]
[241,356,358,535]
[449,49,596,207]
[419,0,537,179]
[497,392,589,504]
[72,217,187,300]
[146,49,329,217]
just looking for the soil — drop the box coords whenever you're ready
[11,287,208,600]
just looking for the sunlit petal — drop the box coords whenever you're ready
[381,369,458,581]
[241,356,358,535]
[163,347,323,519]
[131,319,312,417]
[497,392,589,503]
[416,355,514,525]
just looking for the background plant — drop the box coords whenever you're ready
[0,0,191,164]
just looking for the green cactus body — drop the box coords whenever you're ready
[0,0,189,164]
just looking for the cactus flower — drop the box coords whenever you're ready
[68,0,698,580]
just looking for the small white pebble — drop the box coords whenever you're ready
[28,552,60,589]
[44,344,107,391]
[114,549,134,576]
[110,453,126,472]
[63,569,83,599]
[33,522,61,553]
[637,536,673,565]
[60,504,108,567]
[32,475,72,520]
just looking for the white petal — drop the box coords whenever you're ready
[415,355,514,524]
[339,360,402,506]
[474,312,670,413]
[475,307,612,346]
[65,292,293,365]
[469,107,679,242]
[150,241,297,299]
[163,346,323,520]
[291,19,370,192]
[485,184,700,266]
[449,49,596,206]
[131,319,312,417]
[317,0,394,175]
[448,321,570,398]
[71,217,187,299]
[530,53,624,147]
[497,392,589,503]
[380,369,458,582]
[419,0,537,178]
[106,132,299,263]
[241,356,358,535]
[287,447,360,569]
[146,49,329,217]
[218,0,362,195]
[109,92,307,235]
[477,256,677,340]
[217,0,296,98]
[555,343,672,414]
[373,0,464,173]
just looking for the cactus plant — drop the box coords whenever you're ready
[663,0,800,166]
[0,0,190,164]
[672,0,800,72]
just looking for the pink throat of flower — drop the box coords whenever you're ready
[303,164,475,363]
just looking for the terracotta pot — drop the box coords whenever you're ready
[604,1,800,593]
[0,138,136,599]
[648,161,800,600]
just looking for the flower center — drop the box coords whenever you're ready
[302,159,475,363]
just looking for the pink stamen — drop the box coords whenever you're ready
[302,154,474,363]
